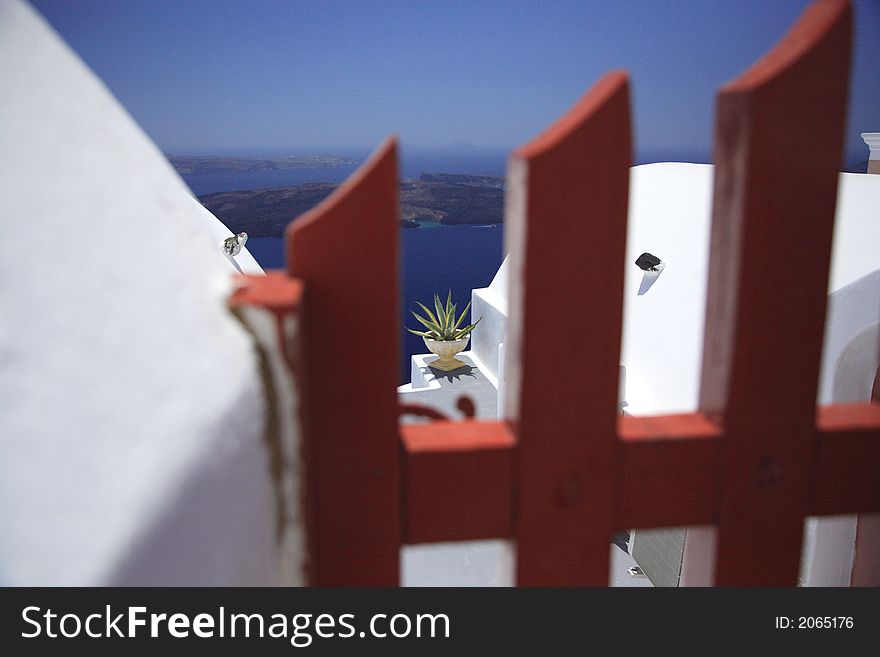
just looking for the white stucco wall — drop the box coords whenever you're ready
[620,163,714,416]
[620,166,879,418]
[470,256,509,388]
[0,0,281,585]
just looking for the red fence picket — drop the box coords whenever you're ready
[285,139,402,585]
[504,72,631,585]
[701,0,852,585]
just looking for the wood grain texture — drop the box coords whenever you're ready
[286,139,401,585]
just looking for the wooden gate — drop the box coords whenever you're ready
[232,0,880,586]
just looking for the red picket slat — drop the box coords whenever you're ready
[286,139,401,585]
[401,421,516,544]
[813,404,880,516]
[506,72,631,585]
[617,414,722,529]
[700,0,852,585]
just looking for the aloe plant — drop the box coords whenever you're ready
[407,290,481,341]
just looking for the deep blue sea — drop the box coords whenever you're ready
[182,150,506,384]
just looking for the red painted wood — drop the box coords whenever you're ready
[286,139,401,585]
[507,72,631,585]
[401,421,515,544]
[700,0,851,585]
[812,403,880,515]
[228,272,305,373]
[392,400,880,548]
[229,271,304,312]
[617,414,722,529]
[850,514,880,586]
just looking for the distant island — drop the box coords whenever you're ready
[168,154,356,174]
[198,173,504,236]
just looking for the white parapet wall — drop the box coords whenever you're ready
[619,164,879,415]
[470,255,509,390]
[0,1,297,585]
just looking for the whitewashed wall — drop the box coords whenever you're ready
[0,0,295,585]
[801,172,880,587]
[470,256,509,389]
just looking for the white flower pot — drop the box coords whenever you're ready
[423,336,469,371]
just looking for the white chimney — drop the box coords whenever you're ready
[862,132,880,174]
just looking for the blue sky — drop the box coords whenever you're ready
[31,0,880,163]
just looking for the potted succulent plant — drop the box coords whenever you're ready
[407,291,481,371]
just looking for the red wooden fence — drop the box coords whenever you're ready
[231,0,880,586]
[287,141,401,586]
[505,71,630,586]
[698,0,854,585]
